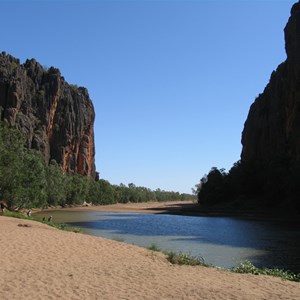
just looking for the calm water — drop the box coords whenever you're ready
[34,211,300,272]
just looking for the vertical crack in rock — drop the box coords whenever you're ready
[0,52,96,178]
[47,94,59,141]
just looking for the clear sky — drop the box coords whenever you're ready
[0,0,296,193]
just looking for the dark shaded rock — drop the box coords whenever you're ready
[241,1,300,210]
[242,1,300,164]
[0,52,96,177]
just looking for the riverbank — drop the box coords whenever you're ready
[41,200,300,223]
[51,200,198,214]
[1,215,299,300]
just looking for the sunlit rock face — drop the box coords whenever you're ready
[241,1,300,164]
[0,52,96,177]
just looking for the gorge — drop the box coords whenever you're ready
[0,52,96,178]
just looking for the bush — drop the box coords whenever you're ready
[232,260,300,282]
[231,260,260,274]
[166,251,209,267]
[148,243,161,252]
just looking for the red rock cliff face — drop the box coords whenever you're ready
[0,53,96,177]
[241,1,300,165]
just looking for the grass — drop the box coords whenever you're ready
[148,243,161,252]
[148,243,300,282]
[44,221,82,233]
[231,260,300,282]
[166,251,210,267]
[148,243,210,267]
[2,211,28,219]
[2,210,82,233]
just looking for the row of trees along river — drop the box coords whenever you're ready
[0,122,196,210]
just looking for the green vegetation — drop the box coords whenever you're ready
[44,221,82,233]
[147,245,300,282]
[0,121,195,211]
[148,243,161,252]
[0,124,48,210]
[2,210,81,233]
[166,251,209,267]
[194,158,300,211]
[148,244,209,267]
[232,260,300,282]
[2,210,27,219]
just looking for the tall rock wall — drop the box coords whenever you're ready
[241,1,300,165]
[0,52,96,177]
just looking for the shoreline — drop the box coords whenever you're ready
[1,215,300,299]
[39,200,300,224]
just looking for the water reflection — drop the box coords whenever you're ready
[34,211,300,272]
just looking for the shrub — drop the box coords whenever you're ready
[231,260,259,275]
[166,251,209,267]
[148,243,161,252]
[232,261,300,282]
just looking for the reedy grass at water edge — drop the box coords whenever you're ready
[148,243,210,267]
[2,211,82,233]
[2,210,28,219]
[148,243,300,282]
[231,260,300,282]
[148,243,161,252]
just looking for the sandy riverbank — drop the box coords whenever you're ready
[42,200,299,223]
[52,200,198,214]
[1,215,300,299]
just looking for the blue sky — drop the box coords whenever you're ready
[0,0,296,193]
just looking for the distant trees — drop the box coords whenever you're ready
[0,122,195,210]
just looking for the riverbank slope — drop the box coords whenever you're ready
[1,216,299,299]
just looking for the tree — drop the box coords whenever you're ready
[97,179,116,204]
[196,167,227,205]
[46,160,67,206]
[0,124,47,209]
[65,173,91,206]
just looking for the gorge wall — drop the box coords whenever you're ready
[242,1,300,165]
[0,53,96,177]
[240,1,300,209]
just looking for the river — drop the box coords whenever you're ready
[34,210,300,272]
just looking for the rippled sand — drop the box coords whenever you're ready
[1,216,299,300]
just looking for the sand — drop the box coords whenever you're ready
[1,215,300,300]
[53,200,199,214]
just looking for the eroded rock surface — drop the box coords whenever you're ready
[0,53,96,177]
[242,1,300,165]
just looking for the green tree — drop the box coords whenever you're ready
[97,179,116,204]
[46,160,67,206]
[196,167,227,205]
[0,124,47,209]
[65,173,90,206]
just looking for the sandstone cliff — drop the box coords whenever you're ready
[0,53,96,177]
[242,2,300,165]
